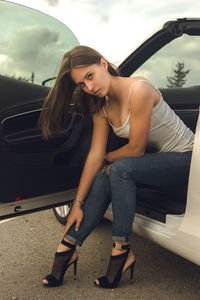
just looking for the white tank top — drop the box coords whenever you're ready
[102,80,194,152]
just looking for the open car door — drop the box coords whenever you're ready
[0,1,92,219]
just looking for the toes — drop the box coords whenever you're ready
[94,279,100,286]
[42,279,48,285]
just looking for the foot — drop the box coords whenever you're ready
[94,245,135,286]
[42,239,78,285]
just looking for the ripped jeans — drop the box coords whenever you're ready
[65,151,192,246]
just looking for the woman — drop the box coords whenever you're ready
[39,45,194,289]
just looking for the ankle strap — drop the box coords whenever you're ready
[113,243,130,251]
[61,239,76,250]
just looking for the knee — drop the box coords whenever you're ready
[93,167,108,184]
[109,159,133,180]
[95,168,106,180]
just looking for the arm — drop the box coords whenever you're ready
[106,82,156,163]
[63,109,109,234]
[75,111,109,201]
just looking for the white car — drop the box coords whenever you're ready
[0,1,200,266]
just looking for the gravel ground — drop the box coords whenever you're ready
[1,209,200,300]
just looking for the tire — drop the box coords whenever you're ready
[53,203,72,225]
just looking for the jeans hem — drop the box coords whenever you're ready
[112,235,132,242]
[65,234,83,246]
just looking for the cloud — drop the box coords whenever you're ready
[0,25,77,83]
[42,0,59,7]
[67,0,117,24]
[9,0,200,65]
[2,0,200,85]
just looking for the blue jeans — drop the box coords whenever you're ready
[65,151,192,246]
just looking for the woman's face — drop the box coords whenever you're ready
[71,58,110,98]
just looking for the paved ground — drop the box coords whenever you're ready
[1,209,200,300]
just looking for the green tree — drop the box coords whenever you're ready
[167,62,190,88]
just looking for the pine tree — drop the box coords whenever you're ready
[31,72,35,83]
[167,62,190,88]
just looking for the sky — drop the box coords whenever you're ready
[1,0,200,86]
[4,0,200,63]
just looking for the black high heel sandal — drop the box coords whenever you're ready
[43,239,78,287]
[94,243,136,289]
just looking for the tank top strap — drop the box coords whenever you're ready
[127,79,162,105]
[102,106,108,118]
[102,106,114,127]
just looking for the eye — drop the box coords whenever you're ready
[79,82,85,89]
[87,73,93,79]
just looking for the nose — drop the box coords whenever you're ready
[85,81,94,92]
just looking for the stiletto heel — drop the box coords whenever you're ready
[94,243,136,289]
[43,239,78,287]
[73,259,77,280]
[130,260,135,280]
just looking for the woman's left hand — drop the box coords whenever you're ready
[63,203,83,236]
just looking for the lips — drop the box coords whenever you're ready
[94,89,100,96]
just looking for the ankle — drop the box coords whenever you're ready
[63,238,76,246]
[112,248,125,256]
[57,238,76,253]
[112,242,131,256]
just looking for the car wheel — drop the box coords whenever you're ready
[53,203,72,225]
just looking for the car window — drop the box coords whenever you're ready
[0,1,79,86]
[132,34,200,88]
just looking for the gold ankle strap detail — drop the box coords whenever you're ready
[113,243,130,251]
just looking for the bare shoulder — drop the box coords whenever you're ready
[130,76,154,92]
[129,77,159,106]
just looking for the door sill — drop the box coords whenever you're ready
[0,189,77,220]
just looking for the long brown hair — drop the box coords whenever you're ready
[39,45,119,139]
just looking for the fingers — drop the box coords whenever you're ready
[106,164,111,175]
[75,216,82,232]
[63,221,73,237]
[63,216,82,236]
[62,208,83,237]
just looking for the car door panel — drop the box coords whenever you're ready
[0,76,87,208]
[2,108,83,153]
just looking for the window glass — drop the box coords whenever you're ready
[0,1,79,86]
[132,35,200,88]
